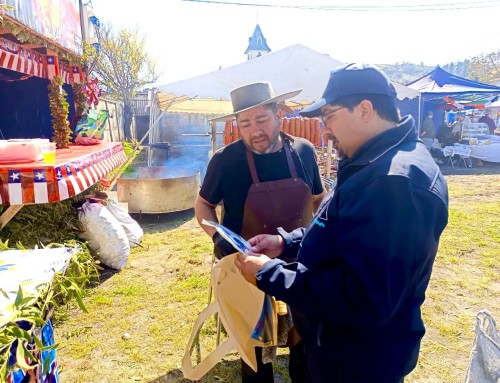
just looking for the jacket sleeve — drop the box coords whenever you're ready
[256,175,448,327]
[276,227,306,260]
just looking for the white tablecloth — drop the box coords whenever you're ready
[443,141,500,163]
[469,142,500,163]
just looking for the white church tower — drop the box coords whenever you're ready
[244,24,271,60]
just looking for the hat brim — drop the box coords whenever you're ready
[209,89,301,123]
[298,99,327,118]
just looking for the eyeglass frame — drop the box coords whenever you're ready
[320,106,346,124]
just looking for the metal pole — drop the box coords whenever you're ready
[417,94,423,136]
[147,90,155,167]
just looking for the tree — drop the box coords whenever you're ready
[468,51,500,84]
[87,24,160,140]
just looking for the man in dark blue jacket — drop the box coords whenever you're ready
[235,64,449,383]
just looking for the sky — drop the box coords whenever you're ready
[88,0,500,85]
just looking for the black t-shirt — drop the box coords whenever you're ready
[200,136,324,235]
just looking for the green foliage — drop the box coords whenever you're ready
[0,242,100,383]
[379,52,500,86]
[0,198,84,247]
[50,243,101,313]
[468,50,500,84]
[89,23,160,140]
[441,59,471,78]
[93,25,159,101]
[0,286,47,382]
[48,76,72,149]
[121,140,141,174]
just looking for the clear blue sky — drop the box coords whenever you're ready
[89,0,500,85]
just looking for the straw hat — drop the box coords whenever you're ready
[210,81,301,122]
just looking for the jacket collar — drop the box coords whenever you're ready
[339,115,417,170]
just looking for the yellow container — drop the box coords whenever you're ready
[43,142,56,163]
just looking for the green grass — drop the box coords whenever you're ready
[53,173,500,383]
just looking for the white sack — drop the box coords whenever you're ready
[464,310,500,383]
[79,201,130,270]
[106,198,144,247]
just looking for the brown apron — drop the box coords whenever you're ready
[240,140,312,348]
[240,141,313,240]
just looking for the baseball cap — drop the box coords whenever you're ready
[300,63,397,118]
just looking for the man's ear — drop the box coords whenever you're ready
[358,99,374,122]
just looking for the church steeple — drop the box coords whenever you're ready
[244,24,271,60]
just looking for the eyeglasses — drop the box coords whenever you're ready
[321,106,346,124]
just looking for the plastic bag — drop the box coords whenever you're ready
[74,109,108,145]
[464,310,500,383]
[78,201,130,270]
[106,198,144,247]
[182,254,278,380]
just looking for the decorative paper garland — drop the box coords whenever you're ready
[73,82,87,121]
[48,76,72,148]
[0,17,82,66]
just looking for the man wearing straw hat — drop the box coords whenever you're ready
[236,64,449,382]
[195,81,325,382]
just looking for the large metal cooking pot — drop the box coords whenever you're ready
[117,166,200,213]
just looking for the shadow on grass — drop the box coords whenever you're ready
[439,159,500,176]
[97,264,121,284]
[130,208,195,234]
[147,359,240,383]
[147,355,292,383]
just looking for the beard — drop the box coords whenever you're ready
[324,132,346,160]
[247,129,281,154]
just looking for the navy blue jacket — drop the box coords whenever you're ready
[256,116,449,381]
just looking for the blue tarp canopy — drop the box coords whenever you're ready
[407,67,500,102]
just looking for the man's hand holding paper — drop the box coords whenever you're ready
[235,234,285,285]
[249,234,284,259]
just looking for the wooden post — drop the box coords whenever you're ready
[210,121,217,158]
[0,205,23,230]
[326,139,333,180]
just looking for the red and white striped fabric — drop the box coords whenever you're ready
[23,48,33,74]
[0,39,49,80]
[46,55,60,80]
[0,39,19,72]
[71,66,84,84]
[34,53,44,78]
[0,143,127,206]
[60,63,71,84]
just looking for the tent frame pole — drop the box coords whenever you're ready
[417,94,423,135]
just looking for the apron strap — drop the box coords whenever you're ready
[246,149,260,184]
[246,138,299,183]
[283,141,298,178]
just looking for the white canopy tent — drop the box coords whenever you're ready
[146,44,420,158]
[155,44,419,115]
